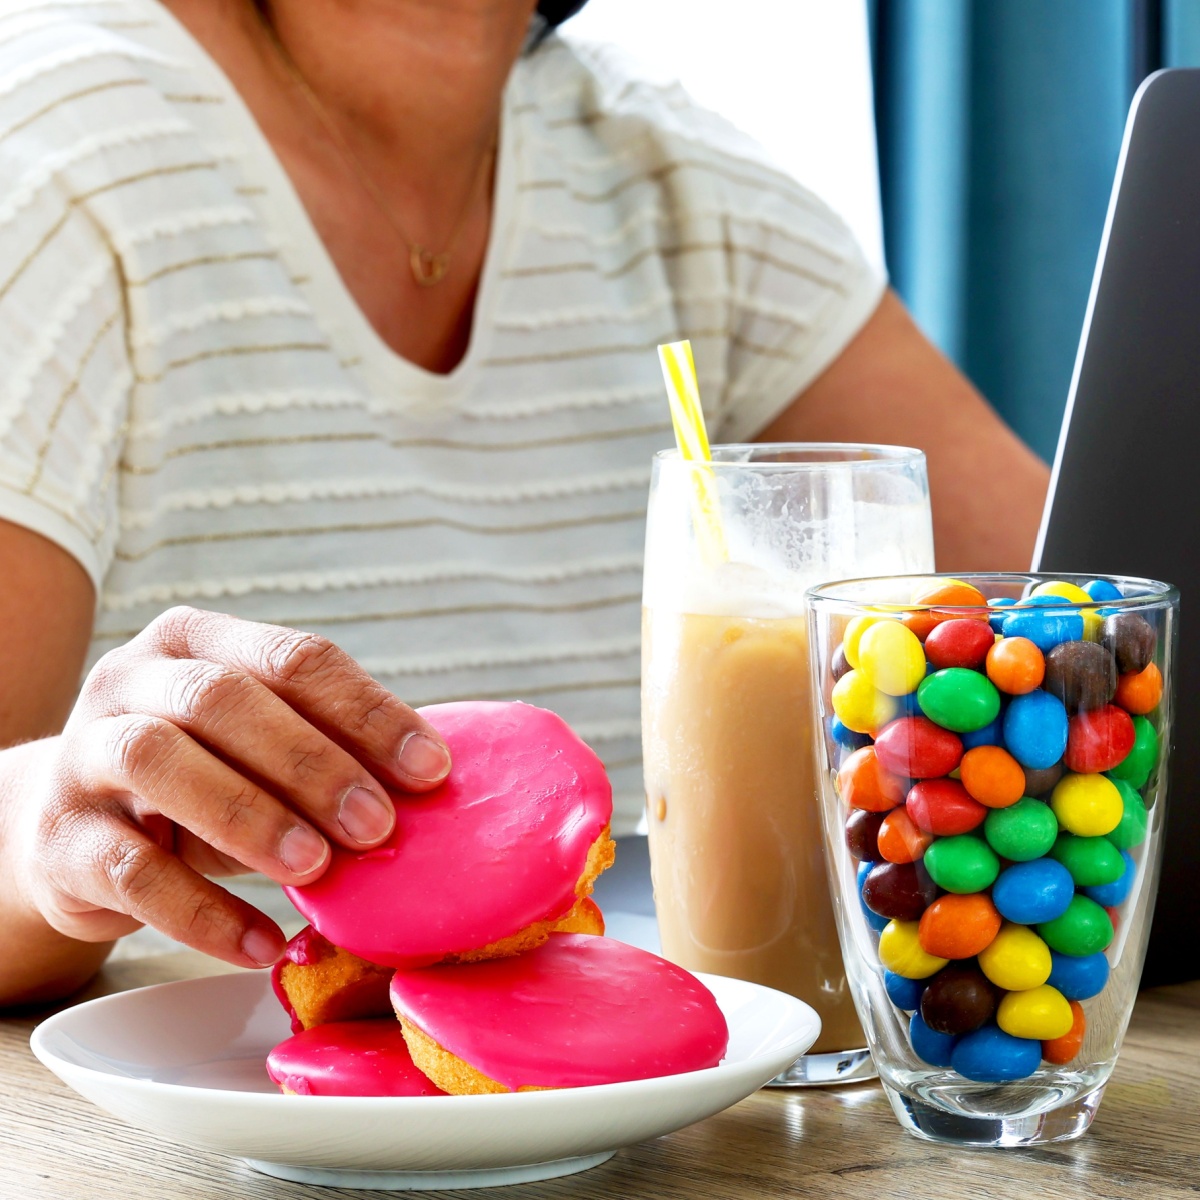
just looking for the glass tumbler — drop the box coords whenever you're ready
[642,444,934,1086]
[807,572,1176,1142]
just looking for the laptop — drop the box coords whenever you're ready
[1034,68,1200,988]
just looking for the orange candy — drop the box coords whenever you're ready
[907,581,991,634]
[877,809,935,864]
[918,893,1002,959]
[986,636,1046,695]
[1114,661,1163,715]
[960,746,1026,809]
[837,746,907,813]
[1042,1000,1087,1064]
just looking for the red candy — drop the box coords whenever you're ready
[924,619,997,671]
[875,716,964,779]
[906,779,987,835]
[1064,704,1135,774]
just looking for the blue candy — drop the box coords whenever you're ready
[830,716,872,751]
[993,859,1075,925]
[1047,950,1111,1000]
[1002,602,1085,652]
[1084,579,1124,602]
[988,597,1017,633]
[1003,690,1069,769]
[885,970,926,1011]
[961,712,1005,751]
[858,860,888,932]
[910,1011,957,1067]
[1084,850,1136,907]
[951,1025,1042,1082]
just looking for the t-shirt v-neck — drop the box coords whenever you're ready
[146,0,518,403]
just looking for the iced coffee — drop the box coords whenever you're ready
[641,445,934,1083]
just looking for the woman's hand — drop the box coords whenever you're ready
[12,606,451,970]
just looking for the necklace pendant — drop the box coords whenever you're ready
[410,244,449,287]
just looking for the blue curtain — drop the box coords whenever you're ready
[870,0,1200,462]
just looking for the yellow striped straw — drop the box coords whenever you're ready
[657,340,728,565]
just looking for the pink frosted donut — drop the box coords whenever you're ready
[266,1019,446,1097]
[389,933,729,1093]
[285,702,613,968]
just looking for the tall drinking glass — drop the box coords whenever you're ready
[641,444,934,1085]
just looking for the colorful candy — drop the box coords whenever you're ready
[905,779,987,835]
[1050,773,1123,837]
[917,668,1001,733]
[1003,690,1069,769]
[858,619,927,696]
[996,984,1074,1040]
[828,578,1163,1086]
[985,636,1045,695]
[983,798,1059,861]
[992,859,1075,925]
[919,964,998,1035]
[874,716,963,778]
[959,745,1025,808]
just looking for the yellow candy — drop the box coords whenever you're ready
[997,984,1074,1040]
[1051,773,1123,837]
[831,669,898,735]
[858,620,926,696]
[1032,581,1102,640]
[977,923,1052,991]
[843,616,881,669]
[879,920,948,979]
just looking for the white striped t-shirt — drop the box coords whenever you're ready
[0,0,886,833]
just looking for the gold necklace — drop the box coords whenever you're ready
[252,5,496,287]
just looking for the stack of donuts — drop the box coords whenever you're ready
[266,701,728,1097]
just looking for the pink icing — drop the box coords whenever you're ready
[270,926,337,1034]
[286,702,612,967]
[389,933,729,1091]
[266,1019,446,1097]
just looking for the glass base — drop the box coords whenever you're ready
[885,1082,1106,1146]
[766,1047,876,1087]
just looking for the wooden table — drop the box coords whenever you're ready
[1,953,1196,1200]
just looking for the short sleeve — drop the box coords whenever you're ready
[713,178,888,443]
[0,132,132,592]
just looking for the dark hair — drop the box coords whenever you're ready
[536,0,591,29]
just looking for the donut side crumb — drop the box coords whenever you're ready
[397,1016,551,1095]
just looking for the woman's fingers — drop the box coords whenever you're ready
[34,808,285,967]
[76,656,397,848]
[68,714,336,885]
[133,607,451,790]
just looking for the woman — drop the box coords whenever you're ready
[0,0,1047,1004]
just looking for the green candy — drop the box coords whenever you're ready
[924,834,1000,893]
[984,798,1059,862]
[1050,832,1125,886]
[1107,715,1159,789]
[1106,778,1149,849]
[1039,895,1114,956]
[917,667,1002,734]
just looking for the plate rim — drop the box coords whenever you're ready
[30,968,821,1106]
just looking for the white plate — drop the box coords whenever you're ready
[30,969,819,1190]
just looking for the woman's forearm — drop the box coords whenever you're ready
[0,738,114,1007]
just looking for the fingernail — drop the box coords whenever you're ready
[398,732,451,782]
[338,785,395,843]
[280,825,329,876]
[242,925,284,967]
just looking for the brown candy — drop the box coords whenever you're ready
[1102,612,1157,674]
[845,809,886,861]
[861,861,938,922]
[832,643,851,682]
[1043,641,1117,712]
[919,963,1000,1036]
[1022,761,1064,797]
